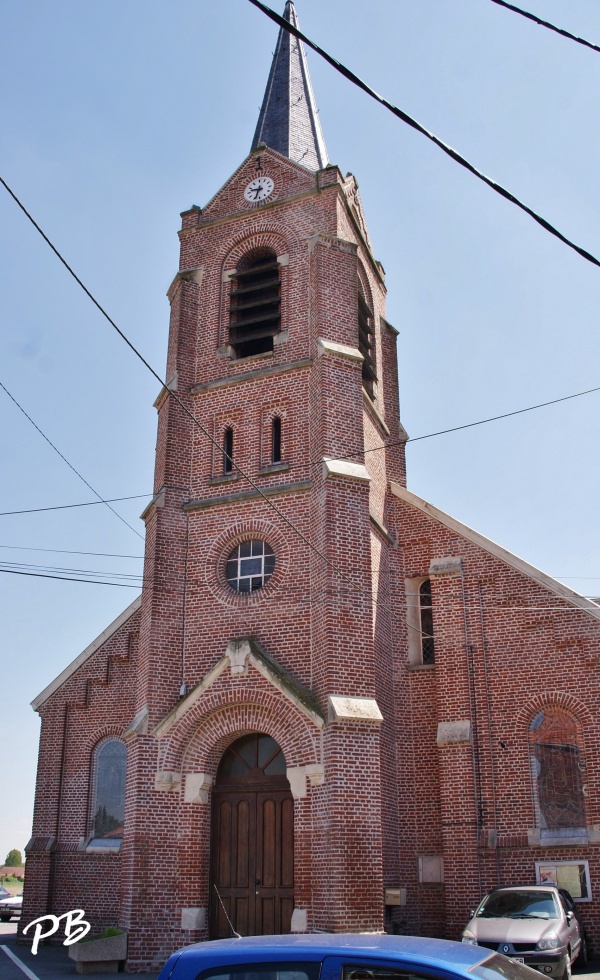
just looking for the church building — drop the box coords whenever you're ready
[22,4,600,972]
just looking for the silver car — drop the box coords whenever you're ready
[462,885,586,980]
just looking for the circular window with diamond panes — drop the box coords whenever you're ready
[225,540,275,593]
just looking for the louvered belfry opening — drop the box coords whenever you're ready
[358,286,376,397]
[229,249,281,358]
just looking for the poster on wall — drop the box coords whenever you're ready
[535,861,591,901]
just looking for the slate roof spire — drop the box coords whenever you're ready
[251,1,329,171]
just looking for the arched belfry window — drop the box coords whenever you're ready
[229,249,281,359]
[90,738,126,845]
[529,707,586,835]
[358,279,376,397]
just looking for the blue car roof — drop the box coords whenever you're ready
[160,933,493,980]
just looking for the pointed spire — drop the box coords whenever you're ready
[251,1,329,171]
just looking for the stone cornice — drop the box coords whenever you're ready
[191,358,311,394]
[184,480,312,512]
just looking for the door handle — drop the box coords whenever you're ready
[255,878,261,895]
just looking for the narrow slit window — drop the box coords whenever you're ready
[358,286,376,397]
[223,427,234,475]
[419,579,435,664]
[272,416,282,464]
[229,250,280,358]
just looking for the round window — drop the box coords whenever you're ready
[225,540,275,593]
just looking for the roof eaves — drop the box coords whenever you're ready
[31,595,142,711]
[390,482,600,620]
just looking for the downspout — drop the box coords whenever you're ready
[460,567,483,900]
[478,582,502,882]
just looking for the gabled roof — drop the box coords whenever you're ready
[251,1,328,171]
[390,482,600,620]
[31,596,142,710]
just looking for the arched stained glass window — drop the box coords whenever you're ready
[91,738,126,841]
[529,707,585,833]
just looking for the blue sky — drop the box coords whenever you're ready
[1,0,599,863]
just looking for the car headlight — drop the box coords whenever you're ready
[462,931,478,945]
[536,937,560,950]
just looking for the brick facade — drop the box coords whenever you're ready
[22,143,600,971]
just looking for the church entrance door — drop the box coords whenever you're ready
[209,733,294,938]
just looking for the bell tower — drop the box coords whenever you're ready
[123,1,407,963]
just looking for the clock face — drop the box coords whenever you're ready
[244,176,274,203]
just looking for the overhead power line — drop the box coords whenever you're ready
[0,544,144,559]
[0,378,145,540]
[0,177,376,607]
[0,494,150,517]
[486,0,600,54]
[247,0,600,270]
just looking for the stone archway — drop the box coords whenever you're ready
[209,732,294,938]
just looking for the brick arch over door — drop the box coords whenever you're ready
[159,689,322,776]
[171,700,322,943]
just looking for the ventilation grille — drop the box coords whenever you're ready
[230,258,280,358]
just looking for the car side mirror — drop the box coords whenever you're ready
[469,909,476,918]
[566,911,573,922]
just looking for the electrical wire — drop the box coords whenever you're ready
[486,0,600,54]
[0,544,143,559]
[0,378,145,540]
[1,563,597,609]
[303,381,600,470]
[247,0,600,270]
[0,559,142,580]
[0,494,150,517]
[0,177,375,606]
[0,567,140,588]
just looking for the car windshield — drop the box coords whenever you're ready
[476,891,559,920]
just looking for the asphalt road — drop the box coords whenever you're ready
[0,922,161,979]
[1,921,600,980]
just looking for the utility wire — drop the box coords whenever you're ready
[0,560,142,580]
[486,0,600,54]
[315,381,600,468]
[1,565,598,609]
[0,378,145,540]
[247,0,600,270]
[0,177,375,606]
[0,494,150,517]
[0,567,140,588]
[0,544,143,559]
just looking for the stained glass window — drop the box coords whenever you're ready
[91,738,126,839]
[529,708,585,831]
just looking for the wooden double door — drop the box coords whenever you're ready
[209,734,294,938]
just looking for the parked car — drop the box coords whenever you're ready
[0,893,23,922]
[0,885,9,900]
[157,933,543,980]
[462,886,586,979]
